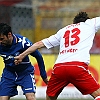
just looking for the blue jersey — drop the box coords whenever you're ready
[0,34,47,80]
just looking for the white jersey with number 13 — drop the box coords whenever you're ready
[42,17,100,64]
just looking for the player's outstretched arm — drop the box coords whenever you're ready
[14,41,45,65]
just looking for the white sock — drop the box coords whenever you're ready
[95,96,100,100]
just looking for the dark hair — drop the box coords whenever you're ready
[73,12,90,24]
[0,23,12,36]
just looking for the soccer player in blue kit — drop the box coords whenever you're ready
[0,23,48,100]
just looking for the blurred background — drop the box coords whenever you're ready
[0,0,100,100]
[0,0,100,54]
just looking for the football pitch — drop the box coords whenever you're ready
[10,98,94,100]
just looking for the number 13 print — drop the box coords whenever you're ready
[63,28,80,48]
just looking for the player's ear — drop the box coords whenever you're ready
[8,32,12,37]
[7,32,12,39]
[8,32,12,35]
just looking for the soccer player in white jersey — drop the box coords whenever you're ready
[15,12,100,100]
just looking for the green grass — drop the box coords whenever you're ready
[11,99,93,100]
[10,99,93,100]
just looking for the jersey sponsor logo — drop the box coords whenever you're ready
[0,54,6,57]
[0,52,20,60]
[5,55,14,60]
[60,48,78,54]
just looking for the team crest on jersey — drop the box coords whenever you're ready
[14,52,20,56]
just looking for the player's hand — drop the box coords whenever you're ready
[43,78,48,85]
[14,55,23,65]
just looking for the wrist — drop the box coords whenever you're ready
[20,53,25,59]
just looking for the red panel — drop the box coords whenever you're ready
[0,0,24,6]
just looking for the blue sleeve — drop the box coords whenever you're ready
[30,50,47,79]
[23,37,47,79]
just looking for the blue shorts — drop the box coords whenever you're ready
[0,68,36,96]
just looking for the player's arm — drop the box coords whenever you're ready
[30,50,48,84]
[14,41,45,64]
[14,29,61,63]
[23,40,45,57]
[15,40,48,84]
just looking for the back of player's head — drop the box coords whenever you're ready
[73,12,90,24]
[0,23,12,36]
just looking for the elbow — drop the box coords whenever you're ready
[36,41,44,49]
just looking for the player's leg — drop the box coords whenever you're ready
[46,94,57,100]
[0,96,10,100]
[46,65,70,100]
[91,88,100,99]
[21,73,36,100]
[70,64,100,99]
[0,76,18,98]
[25,93,36,100]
